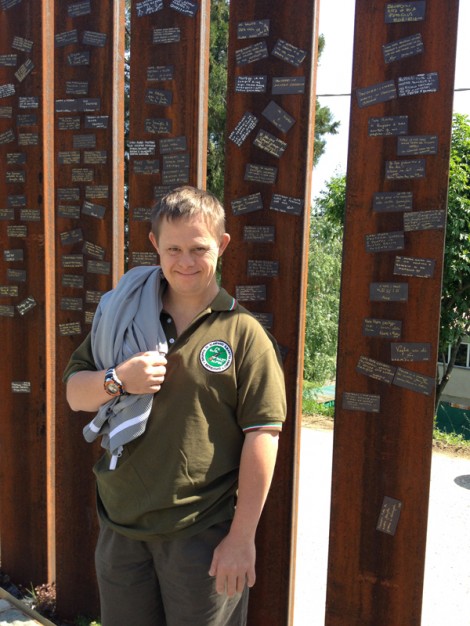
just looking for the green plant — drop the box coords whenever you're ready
[73,618,101,626]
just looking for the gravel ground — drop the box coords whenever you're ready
[294,426,470,626]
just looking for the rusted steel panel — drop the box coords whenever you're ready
[222,2,319,624]
[0,0,48,586]
[127,0,210,265]
[326,1,459,625]
[53,1,125,618]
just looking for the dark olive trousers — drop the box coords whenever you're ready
[95,521,249,626]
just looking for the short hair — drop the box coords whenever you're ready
[150,186,226,241]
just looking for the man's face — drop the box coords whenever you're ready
[149,215,230,302]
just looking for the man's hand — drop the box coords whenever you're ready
[208,531,256,596]
[116,350,166,395]
[207,430,280,596]
[66,350,167,412]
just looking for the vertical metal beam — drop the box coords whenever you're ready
[127,0,210,265]
[222,2,319,624]
[53,1,125,618]
[42,0,56,585]
[326,1,459,624]
[0,0,49,586]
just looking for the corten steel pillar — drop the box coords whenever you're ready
[53,1,125,618]
[222,2,320,624]
[127,0,210,261]
[326,1,459,625]
[0,0,50,585]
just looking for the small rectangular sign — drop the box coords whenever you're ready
[356,80,397,108]
[365,231,405,253]
[145,88,173,106]
[68,1,91,17]
[159,136,187,154]
[243,225,275,243]
[356,356,396,384]
[68,51,91,66]
[235,285,267,302]
[231,193,263,216]
[385,1,426,23]
[229,112,258,147]
[262,100,295,133]
[247,259,279,277]
[253,129,287,158]
[373,191,413,212]
[237,20,270,39]
[145,118,172,134]
[376,496,402,536]
[147,65,174,81]
[398,72,439,97]
[270,194,304,216]
[153,27,180,44]
[272,76,305,95]
[393,256,435,278]
[383,33,424,63]
[55,29,78,47]
[136,0,163,16]
[342,392,381,413]
[403,209,446,231]
[391,343,431,362]
[235,75,268,93]
[272,39,307,66]
[393,367,435,395]
[397,135,438,156]
[169,0,198,17]
[82,31,107,47]
[236,41,269,66]
[370,282,408,302]
[82,201,106,219]
[368,116,408,137]
[385,159,426,180]
[245,163,277,184]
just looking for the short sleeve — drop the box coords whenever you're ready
[62,332,96,383]
[234,314,287,431]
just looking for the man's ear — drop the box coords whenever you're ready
[218,233,230,256]
[149,231,159,253]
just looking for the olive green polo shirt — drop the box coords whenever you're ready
[64,288,286,540]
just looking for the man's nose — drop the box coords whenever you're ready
[178,251,195,267]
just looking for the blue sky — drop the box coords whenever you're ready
[312,0,470,197]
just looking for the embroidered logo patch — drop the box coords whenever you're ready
[200,341,233,372]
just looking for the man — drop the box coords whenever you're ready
[64,186,286,625]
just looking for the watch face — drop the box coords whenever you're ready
[106,381,120,394]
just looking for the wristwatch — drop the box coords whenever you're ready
[104,367,127,397]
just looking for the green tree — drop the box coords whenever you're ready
[308,117,470,410]
[206,7,340,198]
[304,178,344,384]
[207,0,230,200]
[436,113,470,407]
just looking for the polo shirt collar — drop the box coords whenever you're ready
[210,288,237,312]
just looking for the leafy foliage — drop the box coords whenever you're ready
[304,197,343,385]
[436,113,470,405]
[306,116,470,409]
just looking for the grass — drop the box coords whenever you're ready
[302,382,470,454]
[432,424,470,448]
